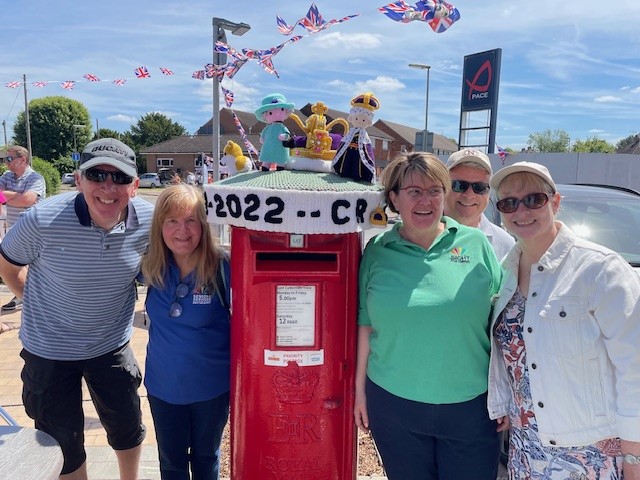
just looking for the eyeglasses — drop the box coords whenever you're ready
[398,186,445,199]
[451,180,490,195]
[496,193,550,213]
[169,283,190,318]
[84,168,134,185]
[5,155,23,163]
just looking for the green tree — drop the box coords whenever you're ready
[129,112,187,149]
[12,96,91,161]
[572,137,616,153]
[32,157,61,196]
[93,128,123,141]
[616,134,638,152]
[127,113,187,173]
[527,129,571,152]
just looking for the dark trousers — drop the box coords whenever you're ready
[366,378,499,480]
[148,392,230,480]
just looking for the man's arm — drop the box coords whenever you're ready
[1,190,39,208]
[0,254,27,300]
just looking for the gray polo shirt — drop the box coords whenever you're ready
[0,192,153,360]
[0,167,46,227]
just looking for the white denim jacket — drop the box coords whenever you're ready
[487,222,640,447]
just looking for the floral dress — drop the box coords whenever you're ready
[493,288,623,480]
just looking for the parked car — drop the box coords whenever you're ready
[488,183,640,465]
[138,173,161,188]
[62,173,75,185]
[488,183,640,271]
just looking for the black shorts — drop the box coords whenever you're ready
[20,343,146,475]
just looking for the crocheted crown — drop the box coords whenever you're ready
[350,92,380,112]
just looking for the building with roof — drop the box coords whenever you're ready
[139,104,457,176]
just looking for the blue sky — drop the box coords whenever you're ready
[2,0,640,151]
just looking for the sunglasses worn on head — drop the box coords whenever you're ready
[84,167,134,185]
[5,155,23,163]
[169,283,190,318]
[451,180,490,195]
[496,192,550,213]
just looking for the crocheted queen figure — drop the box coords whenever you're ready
[331,92,380,183]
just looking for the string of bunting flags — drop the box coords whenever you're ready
[3,1,460,155]
[3,1,459,90]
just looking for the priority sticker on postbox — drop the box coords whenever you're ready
[264,349,325,367]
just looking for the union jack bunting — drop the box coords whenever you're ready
[83,73,100,82]
[221,87,234,108]
[225,58,248,80]
[32,81,48,88]
[277,4,358,35]
[378,1,413,22]
[428,2,460,32]
[61,81,75,90]
[192,70,205,80]
[231,111,259,156]
[497,145,508,164]
[159,67,173,75]
[113,79,126,86]
[205,63,225,80]
[5,82,21,88]
[134,66,150,78]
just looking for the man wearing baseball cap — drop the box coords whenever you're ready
[445,148,515,260]
[0,138,153,479]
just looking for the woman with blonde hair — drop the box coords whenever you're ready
[488,162,640,479]
[142,184,230,480]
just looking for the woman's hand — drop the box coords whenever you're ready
[496,415,510,432]
[354,391,369,433]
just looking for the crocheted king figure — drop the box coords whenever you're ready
[331,92,380,183]
[255,93,295,171]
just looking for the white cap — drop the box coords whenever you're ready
[446,148,492,175]
[490,161,557,192]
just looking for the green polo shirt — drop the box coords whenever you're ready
[359,217,501,404]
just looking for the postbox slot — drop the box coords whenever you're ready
[255,252,338,272]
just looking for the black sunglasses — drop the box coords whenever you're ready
[5,155,23,163]
[84,167,134,185]
[451,180,490,195]
[169,283,190,318]
[496,193,550,213]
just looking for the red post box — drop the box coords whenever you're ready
[204,170,384,478]
[230,228,361,480]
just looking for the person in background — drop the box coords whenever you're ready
[142,184,230,480]
[355,152,506,480]
[488,161,640,479]
[0,145,46,311]
[445,148,514,260]
[0,138,151,479]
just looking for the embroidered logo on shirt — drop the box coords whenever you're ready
[449,247,470,263]
[193,294,212,305]
[192,285,212,305]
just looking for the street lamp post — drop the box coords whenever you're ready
[72,124,85,157]
[408,63,431,152]
[211,17,251,184]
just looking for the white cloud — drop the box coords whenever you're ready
[355,76,405,92]
[594,96,622,103]
[107,114,137,124]
[315,32,382,50]
[631,87,640,94]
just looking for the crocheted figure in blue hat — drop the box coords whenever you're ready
[255,93,295,171]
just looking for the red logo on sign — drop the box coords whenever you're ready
[465,60,493,101]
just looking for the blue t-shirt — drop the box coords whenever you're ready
[144,257,231,404]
